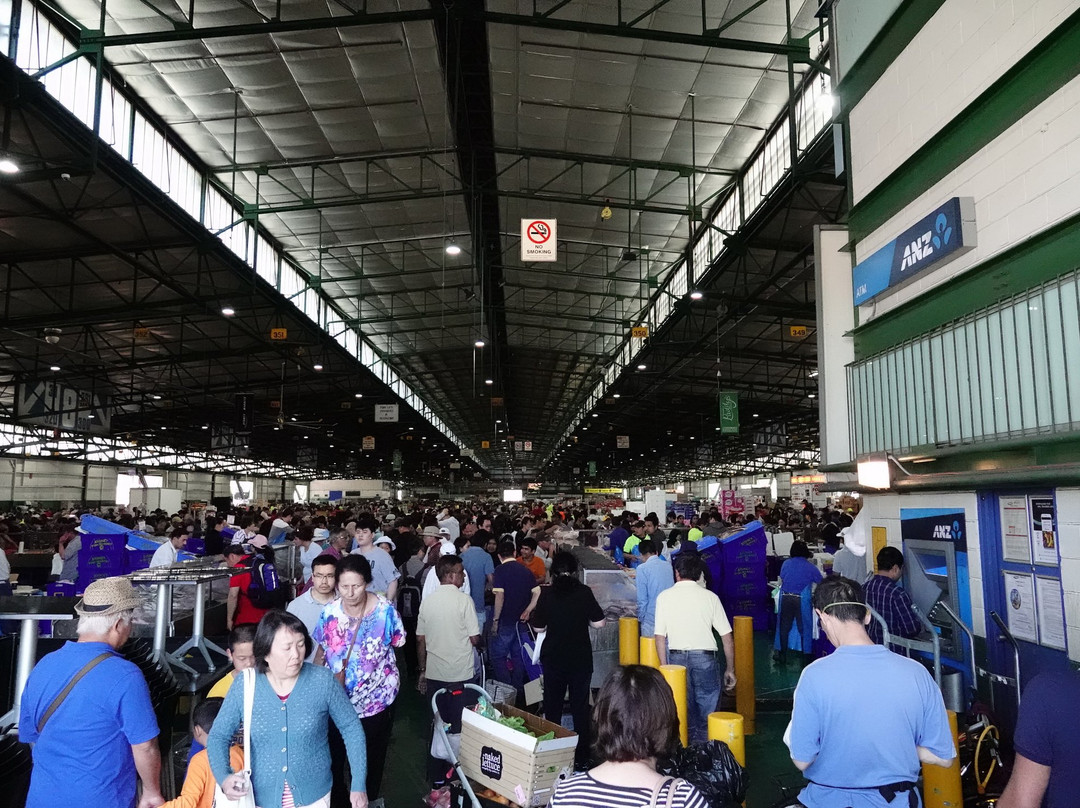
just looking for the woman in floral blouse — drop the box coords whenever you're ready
[313,554,406,802]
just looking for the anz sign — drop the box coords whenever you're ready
[852,197,976,306]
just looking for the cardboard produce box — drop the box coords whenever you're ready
[459,703,577,807]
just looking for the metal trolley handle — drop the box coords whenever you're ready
[989,611,1022,704]
[430,683,490,808]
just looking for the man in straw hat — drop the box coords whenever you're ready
[19,576,164,808]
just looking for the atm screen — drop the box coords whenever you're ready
[911,549,948,578]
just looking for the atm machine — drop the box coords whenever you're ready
[903,539,962,659]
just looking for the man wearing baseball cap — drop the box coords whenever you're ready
[20,576,163,808]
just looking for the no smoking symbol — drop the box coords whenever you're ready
[527,221,551,244]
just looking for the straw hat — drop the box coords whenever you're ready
[422,525,441,538]
[74,577,142,616]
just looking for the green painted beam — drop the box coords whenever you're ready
[848,6,1080,242]
[853,212,1080,358]
[835,0,947,114]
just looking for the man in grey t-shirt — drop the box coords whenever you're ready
[350,513,400,600]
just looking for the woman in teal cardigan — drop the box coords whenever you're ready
[208,610,369,808]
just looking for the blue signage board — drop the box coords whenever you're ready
[852,197,976,306]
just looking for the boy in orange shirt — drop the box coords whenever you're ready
[163,699,243,808]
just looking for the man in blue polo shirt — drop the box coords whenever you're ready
[786,575,954,807]
[490,539,540,693]
[997,669,1080,808]
[20,576,162,808]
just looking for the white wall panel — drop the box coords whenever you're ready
[849,0,1078,202]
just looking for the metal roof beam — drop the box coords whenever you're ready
[476,10,810,58]
[79,8,435,47]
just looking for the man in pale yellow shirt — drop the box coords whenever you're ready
[654,552,736,743]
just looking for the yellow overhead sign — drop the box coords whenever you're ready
[632,326,649,339]
[789,325,808,338]
[585,487,622,494]
[270,327,288,340]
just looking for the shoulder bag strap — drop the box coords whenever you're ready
[662,778,684,808]
[342,615,361,668]
[242,668,256,775]
[36,651,112,733]
[647,777,673,808]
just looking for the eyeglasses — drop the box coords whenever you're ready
[311,573,336,581]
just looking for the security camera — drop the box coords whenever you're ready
[43,328,61,345]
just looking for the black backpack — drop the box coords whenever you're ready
[397,564,422,621]
[247,552,286,609]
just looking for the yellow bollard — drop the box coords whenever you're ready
[708,712,745,766]
[733,615,755,735]
[660,664,689,747]
[619,617,640,665]
[639,636,661,669]
[923,710,963,808]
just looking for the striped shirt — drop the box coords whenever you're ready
[549,773,709,808]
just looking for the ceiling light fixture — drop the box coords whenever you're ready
[49,365,61,372]
[221,306,235,316]
[354,393,363,398]
[446,241,462,256]
[613,393,621,398]
[637,364,647,371]
[0,159,19,174]
[152,395,161,400]
[201,425,209,430]
[313,364,323,371]
[690,290,704,300]
[474,339,485,348]
[485,379,493,385]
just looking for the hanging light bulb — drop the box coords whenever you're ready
[446,241,462,256]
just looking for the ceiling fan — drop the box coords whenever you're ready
[258,361,326,432]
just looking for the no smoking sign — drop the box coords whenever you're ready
[520,218,557,262]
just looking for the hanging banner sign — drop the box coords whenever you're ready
[16,381,111,435]
[523,440,533,451]
[852,197,976,305]
[719,391,739,434]
[520,218,557,261]
[270,328,288,340]
[586,487,622,495]
[631,326,649,339]
[362,435,375,450]
[514,441,524,452]
[789,325,808,338]
[616,435,630,449]
[481,440,490,449]
[374,404,399,422]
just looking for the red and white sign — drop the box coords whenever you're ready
[520,218,557,262]
[719,489,745,518]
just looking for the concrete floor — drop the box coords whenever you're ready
[380,631,808,808]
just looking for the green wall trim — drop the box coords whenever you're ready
[848,5,1080,243]
[852,211,1080,358]
[836,0,947,113]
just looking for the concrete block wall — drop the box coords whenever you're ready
[858,491,985,635]
[855,71,1080,323]
[849,0,1078,201]
[1051,487,1080,661]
